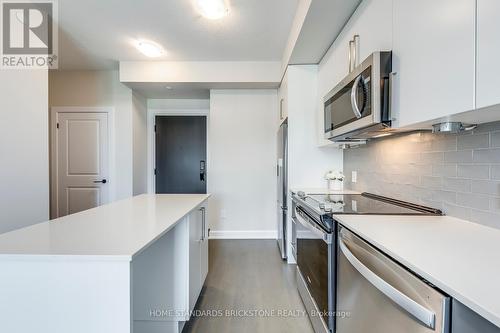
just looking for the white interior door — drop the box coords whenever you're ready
[56,112,109,217]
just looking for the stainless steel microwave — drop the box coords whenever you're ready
[324,51,392,142]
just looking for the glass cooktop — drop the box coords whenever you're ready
[302,193,442,216]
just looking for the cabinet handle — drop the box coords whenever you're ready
[199,207,206,241]
[353,34,360,67]
[348,40,354,72]
[279,99,284,120]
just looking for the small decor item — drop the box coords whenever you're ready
[325,170,345,191]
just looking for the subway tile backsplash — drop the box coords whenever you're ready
[344,121,500,229]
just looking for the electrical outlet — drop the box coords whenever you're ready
[351,171,357,183]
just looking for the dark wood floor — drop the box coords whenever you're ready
[183,240,314,333]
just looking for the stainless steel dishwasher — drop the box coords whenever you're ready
[337,226,450,333]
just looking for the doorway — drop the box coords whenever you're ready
[155,116,207,194]
[51,107,113,218]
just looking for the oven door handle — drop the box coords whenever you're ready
[295,208,332,244]
[339,237,436,329]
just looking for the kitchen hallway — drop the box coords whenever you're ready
[183,240,314,333]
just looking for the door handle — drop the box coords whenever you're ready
[93,179,107,184]
[351,75,366,119]
[200,160,206,181]
[339,237,436,329]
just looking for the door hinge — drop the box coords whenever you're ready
[56,123,59,129]
[154,124,157,132]
[154,168,157,175]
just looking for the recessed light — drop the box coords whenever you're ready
[135,40,164,58]
[196,0,229,20]
[165,86,173,90]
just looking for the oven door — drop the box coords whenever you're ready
[294,206,336,333]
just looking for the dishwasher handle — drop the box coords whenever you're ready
[339,237,436,329]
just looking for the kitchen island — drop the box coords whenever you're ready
[0,194,210,333]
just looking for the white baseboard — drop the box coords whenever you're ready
[209,230,277,239]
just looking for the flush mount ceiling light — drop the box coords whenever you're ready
[135,40,164,58]
[196,0,229,19]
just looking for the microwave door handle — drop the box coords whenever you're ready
[339,238,436,329]
[350,75,363,119]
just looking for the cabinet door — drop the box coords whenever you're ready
[477,0,500,109]
[188,208,202,312]
[393,0,475,128]
[349,0,393,66]
[317,0,392,146]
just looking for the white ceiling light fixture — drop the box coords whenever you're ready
[196,0,229,20]
[135,40,165,58]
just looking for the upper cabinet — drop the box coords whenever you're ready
[319,0,393,93]
[476,0,500,109]
[315,0,500,142]
[317,0,393,146]
[392,0,476,127]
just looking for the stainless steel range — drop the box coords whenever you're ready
[291,191,442,333]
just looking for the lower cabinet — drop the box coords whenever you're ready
[188,204,209,312]
[452,300,500,333]
[132,201,209,333]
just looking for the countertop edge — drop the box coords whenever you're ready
[130,194,211,259]
[0,254,133,262]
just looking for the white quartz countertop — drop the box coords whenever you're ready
[334,214,500,328]
[0,194,210,260]
[290,188,360,195]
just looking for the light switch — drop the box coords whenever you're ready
[352,171,357,183]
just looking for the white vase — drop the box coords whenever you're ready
[328,179,343,191]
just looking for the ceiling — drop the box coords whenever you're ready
[56,0,299,70]
[289,0,361,64]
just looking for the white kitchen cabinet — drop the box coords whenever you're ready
[132,200,209,333]
[476,0,500,109]
[345,0,393,69]
[392,0,475,128]
[278,69,288,125]
[317,0,392,146]
[188,204,208,312]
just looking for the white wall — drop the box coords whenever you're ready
[0,70,49,234]
[49,70,134,202]
[132,92,148,195]
[288,65,343,189]
[148,99,210,110]
[120,61,281,86]
[208,90,278,238]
